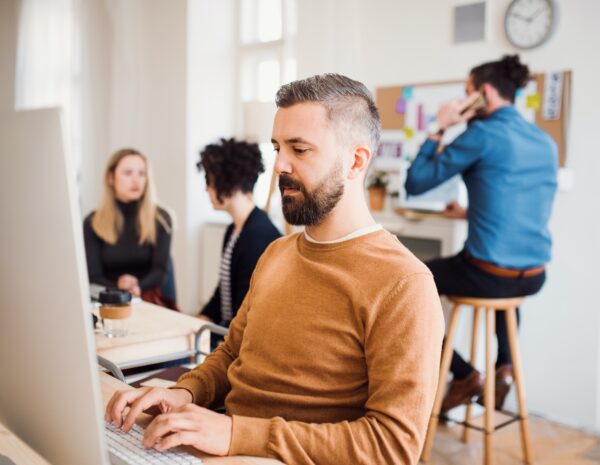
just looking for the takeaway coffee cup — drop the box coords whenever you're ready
[98,289,132,338]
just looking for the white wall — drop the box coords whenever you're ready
[296,0,600,431]
[186,0,236,311]
[79,0,110,215]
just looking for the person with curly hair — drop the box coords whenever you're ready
[406,55,558,413]
[197,138,281,328]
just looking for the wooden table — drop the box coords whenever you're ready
[0,421,50,465]
[95,301,208,369]
[101,373,283,465]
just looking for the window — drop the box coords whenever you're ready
[15,0,81,173]
[238,0,296,217]
[238,0,296,104]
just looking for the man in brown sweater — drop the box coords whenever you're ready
[106,74,445,465]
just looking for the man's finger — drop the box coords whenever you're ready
[154,431,198,451]
[143,413,197,448]
[107,388,145,426]
[122,389,163,432]
[460,109,477,122]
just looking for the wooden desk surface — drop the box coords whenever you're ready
[101,373,283,465]
[95,302,205,366]
[0,421,50,465]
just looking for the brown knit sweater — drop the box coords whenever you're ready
[174,230,444,465]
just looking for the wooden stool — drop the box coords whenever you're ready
[420,296,533,465]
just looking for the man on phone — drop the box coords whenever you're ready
[405,55,558,414]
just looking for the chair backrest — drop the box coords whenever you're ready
[160,256,177,303]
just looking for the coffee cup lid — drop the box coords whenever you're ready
[99,288,132,305]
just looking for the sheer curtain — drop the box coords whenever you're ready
[15,0,81,169]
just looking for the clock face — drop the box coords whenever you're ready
[505,0,555,49]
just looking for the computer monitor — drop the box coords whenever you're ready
[0,108,109,465]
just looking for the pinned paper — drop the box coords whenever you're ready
[403,86,414,100]
[542,71,563,120]
[395,98,406,114]
[404,127,415,140]
[526,93,540,110]
[417,104,426,131]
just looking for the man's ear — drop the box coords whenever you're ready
[481,83,498,103]
[348,145,372,180]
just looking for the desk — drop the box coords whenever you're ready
[0,421,50,465]
[373,210,467,257]
[100,373,283,465]
[95,302,207,370]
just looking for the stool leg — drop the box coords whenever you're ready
[463,307,481,443]
[506,307,533,465]
[484,308,496,465]
[421,304,462,462]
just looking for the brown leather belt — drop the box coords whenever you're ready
[464,252,545,279]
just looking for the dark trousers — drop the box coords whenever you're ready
[426,251,545,379]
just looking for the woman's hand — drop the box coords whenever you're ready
[117,274,139,293]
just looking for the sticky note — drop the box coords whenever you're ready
[404,127,415,140]
[515,88,523,98]
[395,98,406,114]
[403,86,414,100]
[526,93,540,110]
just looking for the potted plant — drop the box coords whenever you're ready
[366,171,388,212]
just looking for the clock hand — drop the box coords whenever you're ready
[527,7,546,22]
[510,11,529,21]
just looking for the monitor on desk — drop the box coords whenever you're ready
[0,108,109,465]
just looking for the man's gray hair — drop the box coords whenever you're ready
[275,73,381,152]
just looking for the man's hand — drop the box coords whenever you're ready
[435,92,481,130]
[105,386,192,432]
[143,404,232,457]
[443,200,467,219]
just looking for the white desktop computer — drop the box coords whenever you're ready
[0,109,201,465]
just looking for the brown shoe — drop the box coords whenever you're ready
[441,370,484,413]
[477,364,514,410]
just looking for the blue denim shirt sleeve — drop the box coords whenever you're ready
[405,123,486,196]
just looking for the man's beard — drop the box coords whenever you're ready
[279,161,344,227]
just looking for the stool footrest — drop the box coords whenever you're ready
[439,411,523,433]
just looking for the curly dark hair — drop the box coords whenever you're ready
[197,138,265,202]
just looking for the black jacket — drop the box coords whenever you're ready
[201,207,281,325]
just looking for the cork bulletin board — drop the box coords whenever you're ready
[376,71,571,167]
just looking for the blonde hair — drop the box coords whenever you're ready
[91,148,171,245]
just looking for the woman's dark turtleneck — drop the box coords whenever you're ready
[116,199,140,218]
[83,200,172,292]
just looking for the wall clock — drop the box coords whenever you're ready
[505,0,556,49]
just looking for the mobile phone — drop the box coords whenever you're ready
[460,93,486,115]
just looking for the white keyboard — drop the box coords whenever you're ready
[105,421,203,465]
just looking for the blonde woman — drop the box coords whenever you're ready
[83,148,176,309]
